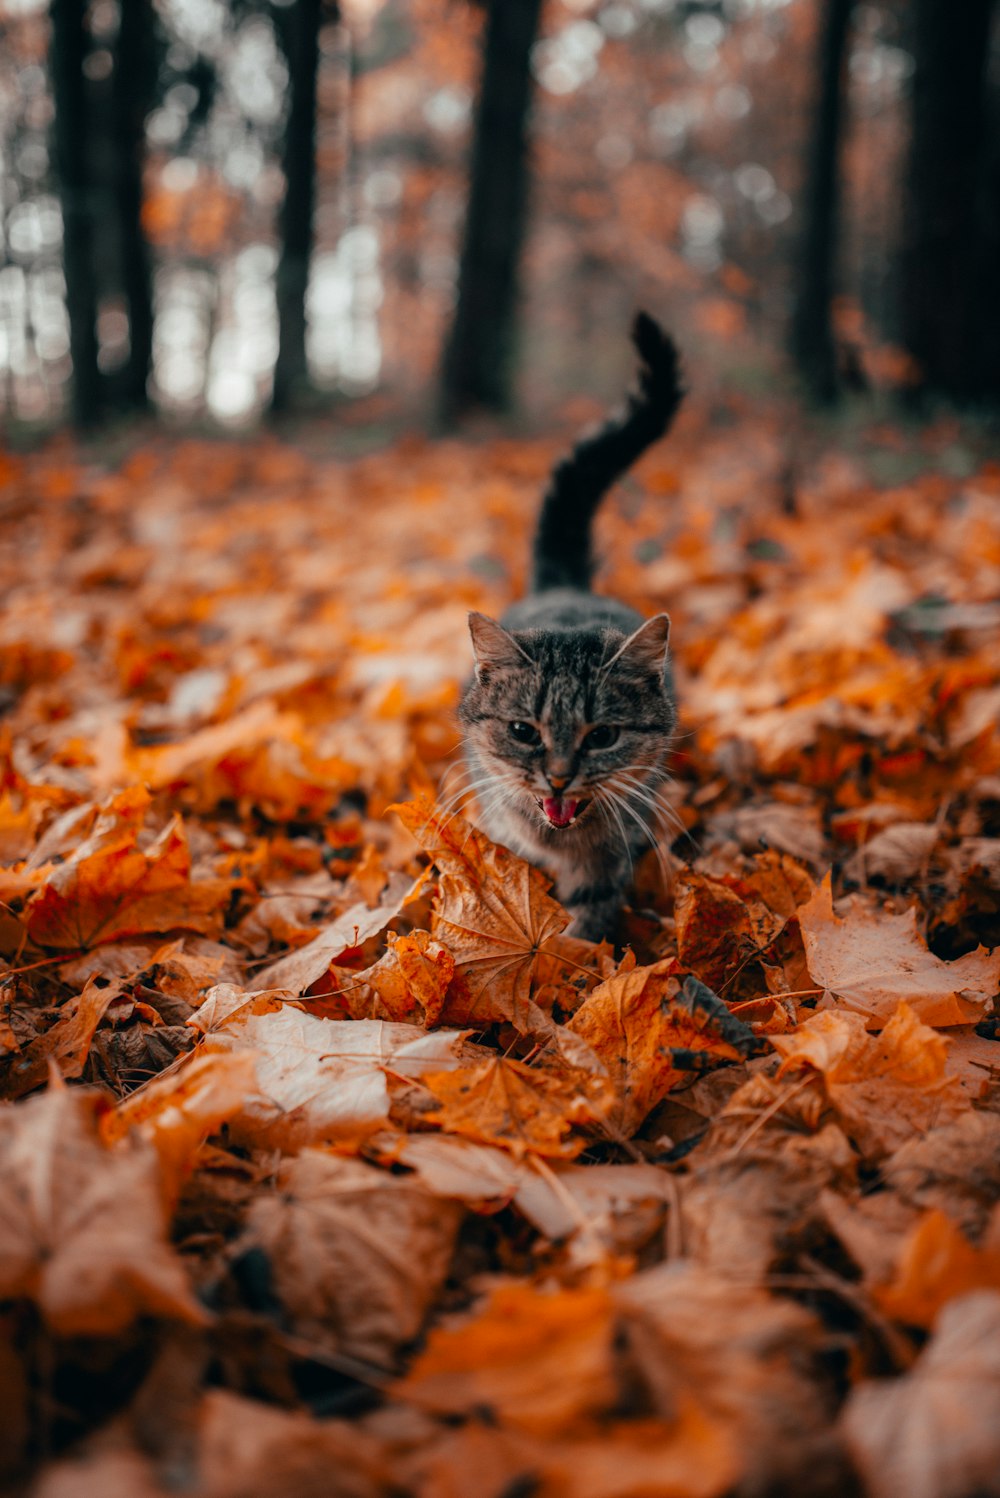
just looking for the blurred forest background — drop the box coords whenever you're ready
[1,0,999,438]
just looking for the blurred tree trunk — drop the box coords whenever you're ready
[272,0,329,414]
[899,0,997,401]
[789,0,853,405]
[111,0,156,411]
[440,0,544,423]
[50,0,100,427]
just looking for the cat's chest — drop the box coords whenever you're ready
[479,798,605,885]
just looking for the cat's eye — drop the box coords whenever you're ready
[586,724,620,750]
[509,721,541,746]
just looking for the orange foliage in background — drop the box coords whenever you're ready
[1,404,999,1494]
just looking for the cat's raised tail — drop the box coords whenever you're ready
[531,311,684,593]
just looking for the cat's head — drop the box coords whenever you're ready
[458,611,675,833]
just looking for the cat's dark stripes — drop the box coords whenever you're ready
[458,311,684,941]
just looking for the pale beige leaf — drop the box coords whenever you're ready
[202,1003,468,1149]
[842,1291,1000,1498]
[798,875,999,1028]
[254,874,414,994]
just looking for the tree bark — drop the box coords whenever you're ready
[789,0,854,405]
[50,0,100,427]
[111,0,156,411]
[271,0,326,414]
[439,0,544,423]
[899,0,997,401]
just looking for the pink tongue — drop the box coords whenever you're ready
[543,796,579,828]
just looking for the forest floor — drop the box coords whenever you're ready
[1,397,1000,1497]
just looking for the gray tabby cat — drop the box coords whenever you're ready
[458,313,684,940]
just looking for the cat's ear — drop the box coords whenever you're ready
[468,612,532,676]
[606,613,671,675]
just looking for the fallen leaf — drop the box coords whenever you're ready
[843,821,940,886]
[883,1109,1000,1237]
[674,871,760,993]
[2,975,127,1099]
[198,1388,388,1498]
[771,1003,969,1159]
[875,1209,1000,1329]
[394,1281,621,1435]
[243,1151,463,1366]
[350,929,454,1025]
[842,1291,1000,1498]
[253,875,414,994]
[392,796,568,1033]
[199,999,468,1149]
[0,1083,204,1334]
[103,1047,259,1201]
[798,874,1000,1027]
[617,1262,838,1494]
[24,787,237,951]
[386,1131,527,1207]
[422,1053,612,1159]
[568,962,756,1135]
[711,801,826,868]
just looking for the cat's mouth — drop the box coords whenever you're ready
[538,795,588,829]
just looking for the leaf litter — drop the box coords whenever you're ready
[0,422,999,1494]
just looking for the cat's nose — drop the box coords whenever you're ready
[546,772,571,791]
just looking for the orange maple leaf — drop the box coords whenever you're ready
[771,1003,969,1160]
[349,929,455,1025]
[422,1053,613,1159]
[875,1209,1000,1329]
[568,961,757,1135]
[392,795,568,1033]
[24,787,238,951]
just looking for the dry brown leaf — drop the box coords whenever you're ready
[798,874,1000,1027]
[567,962,756,1135]
[386,1132,526,1208]
[32,1447,168,1498]
[392,796,568,1033]
[842,1291,1000,1498]
[674,871,760,993]
[103,1047,258,1201]
[511,1159,674,1251]
[843,821,940,885]
[389,1417,734,1498]
[0,1083,204,1335]
[231,869,341,957]
[350,930,455,1025]
[422,1053,612,1159]
[711,800,826,868]
[771,1003,969,1159]
[24,787,238,951]
[681,1154,848,1282]
[882,1109,1000,1237]
[197,1388,388,1498]
[243,1151,463,1366]
[394,1281,621,1435]
[56,935,243,995]
[253,874,414,994]
[2,975,126,1099]
[616,1262,839,1495]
